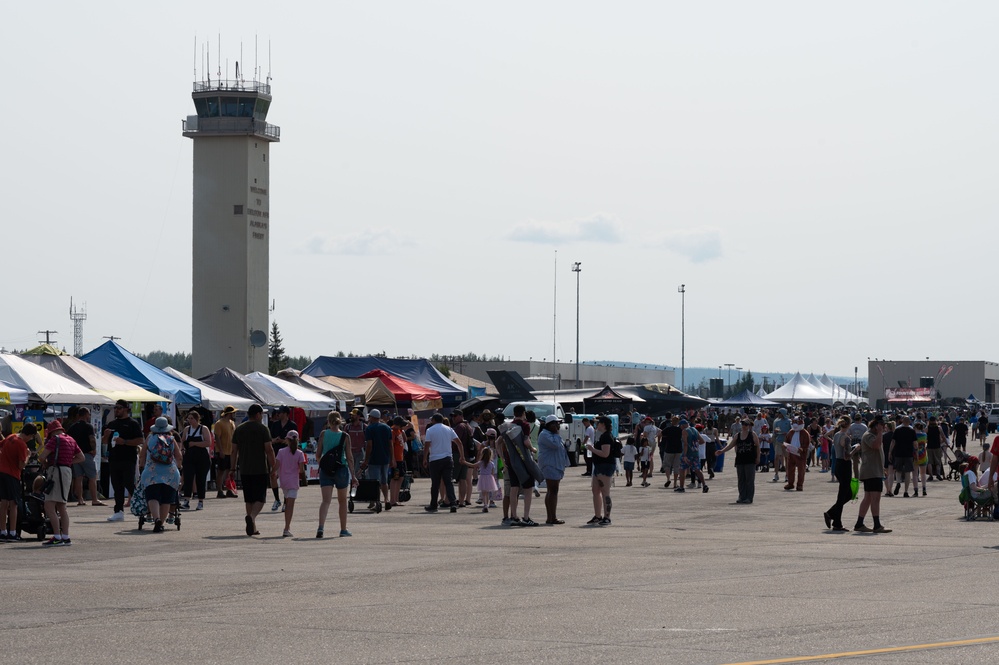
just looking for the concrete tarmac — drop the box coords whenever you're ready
[3,460,997,664]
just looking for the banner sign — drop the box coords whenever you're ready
[885,387,934,402]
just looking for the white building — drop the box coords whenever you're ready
[183,77,279,375]
[867,360,999,407]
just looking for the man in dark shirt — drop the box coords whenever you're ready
[232,404,276,536]
[69,407,104,507]
[888,416,917,497]
[362,409,394,509]
[268,406,298,511]
[102,399,144,521]
[660,416,683,489]
[952,418,969,452]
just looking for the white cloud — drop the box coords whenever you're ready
[507,213,624,244]
[658,229,723,263]
[305,229,417,255]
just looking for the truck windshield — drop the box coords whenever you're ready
[503,403,555,419]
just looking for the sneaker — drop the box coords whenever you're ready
[61,538,72,546]
[854,524,873,533]
[702,485,709,493]
[271,500,281,512]
[8,533,21,542]
[586,515,601,525]
[424,505,439,513]
[663,480,671,488]
[0,533,7,541]
[893,484,900,496]
[339,529,352,537]
[482,507,489,513]
[106,511,125,522]
[181,499,191,510]
[41,537,61,547]
[903,492,910,498]
[873,526,892,533]
[509,517,524,526]
[281,503,286,512]
[225,491,239,498]
[316,528,324,539]
[772,474,779,482]
[196,501,204,511]
[922,489,927,496]
[475,499,483,504]
[501,518,512,526]
[166,516,175,525]
[823,512,832,529]
[282,530,292,538]
[489,501,497,508]
[450,505,458,513]
[216,491,225,499]
[153,521,164,533]
[384,502,391,511]
[599,517,611,526]
[674,487,685,493]
[521,517,539,527]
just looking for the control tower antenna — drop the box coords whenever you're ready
[69,297,88,356]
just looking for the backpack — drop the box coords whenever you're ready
[148,434,174,465]
[611,437,624,459]
[319,430,346,474]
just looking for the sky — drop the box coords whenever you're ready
[4,2,997,379]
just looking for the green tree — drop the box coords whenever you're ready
[268,321,287,375]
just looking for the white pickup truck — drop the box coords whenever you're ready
[501,401,577,465]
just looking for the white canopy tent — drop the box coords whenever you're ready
[0,378,30,405]
[245,372,342,412]
[818,374,867,405]
[765,372,839,405]
[162,368,257,412]
[0,354,113,405]
[22,354,167,403]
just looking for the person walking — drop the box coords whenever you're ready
[232,405,277,537]
[783,415,810,492]
[102,400,144,523]
[854,419,891,534]
[423,413,463,514]
[585,416,618,525]
[715,419,759,504]
[138,417,183,533]
[212,406,238,499]
[537,414,569,525]
[275,431,306,537]
[0,424,34,541]
[823,418,853,531]
[179,410,212,511]
[316,412,355,538]
[38,421,84,547]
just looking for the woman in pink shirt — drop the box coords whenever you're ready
[38,421,84,547]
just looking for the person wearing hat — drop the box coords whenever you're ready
[213,406,238,499]
[268,406,298,512]
[783,415,810,492]
[537,414,569,524]
[0,424,35,541]
[771,408,792,483]
[38,421,84,546]
[138,417,183,533]
[102,399,145,523]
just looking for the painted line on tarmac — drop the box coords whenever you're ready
[721,635,999,665]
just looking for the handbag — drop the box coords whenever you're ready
[318,431,346,475]
[850,477,859,501]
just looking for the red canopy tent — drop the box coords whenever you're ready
[359,369,443,410]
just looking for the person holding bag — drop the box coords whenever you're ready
[316,412,356,538]
[38,421,84,547]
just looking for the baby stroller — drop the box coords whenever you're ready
[17,461,51,541]
[947,450,970,481]
[399,471,413,503]
[132,483,182,531]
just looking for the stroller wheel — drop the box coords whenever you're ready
[348,499,354,514]
[35,529,46,541]
[138,516,145,530]
[175,518,181,530]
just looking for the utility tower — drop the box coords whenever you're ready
[70,298,87,356]
[183,45,279,376]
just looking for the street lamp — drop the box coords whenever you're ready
[678,284,685,392]
[724,363,735,390]
[572,262,582,389]
[736,367,743,390]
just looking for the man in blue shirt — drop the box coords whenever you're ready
[362,409,394,510]
[772,408,792,483]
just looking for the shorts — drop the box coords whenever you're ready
[453,457,469,482]
[862,478,883,493]
[144,483,178,505]
[72,453,98,480]
[282,487,299,500]
[623,461,635,471]
[927,449,943,467]
[319,467,351,490]
[680,455,699,471]
[0,473,21,502]
[366,464,390,486]
[214,454,231,472]
[241,474,270,504]
[662,453,680,474]
[593,462,616,478]
[44,466,73,503]
[640,461,650,471]
[391,460,407,480]
[506,465,535,489]
[895,457,914,473]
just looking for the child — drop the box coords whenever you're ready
[758,425,772,472]
[622,436,638,486]
[638,435,652,487]
[476,447,498,512]
[274,431,306,537]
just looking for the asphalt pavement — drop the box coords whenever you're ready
[3,458,997,665]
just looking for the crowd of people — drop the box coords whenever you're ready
[1,398,997,545]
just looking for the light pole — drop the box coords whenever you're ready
[572,262,582,389]
[736,367,743,390]
[724,363,735,392]
[678,284,685,392]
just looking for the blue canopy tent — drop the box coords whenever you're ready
[302,356,466,407]
[80,341,202,406]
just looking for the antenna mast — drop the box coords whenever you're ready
[70,298,88,356]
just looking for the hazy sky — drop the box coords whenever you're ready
[4,2,997,378]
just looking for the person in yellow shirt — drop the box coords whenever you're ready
[213,406,237,498]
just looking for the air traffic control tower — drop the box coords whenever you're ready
[183,76,279,376]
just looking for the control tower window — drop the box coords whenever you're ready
[221,97,239,117]
[194,97,209,118]
[254,98,270,120]
[238,98,255,117]
[205,97,220,117]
